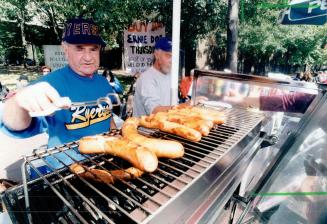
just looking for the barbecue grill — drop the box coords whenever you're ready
[1,70,320,224]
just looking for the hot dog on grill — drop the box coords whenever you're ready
[70,164,143,184]
[139,113,202,142]
[158,118,202,142]
[172,105,226,124]
[122,117,184,158]
[78,135,158,172]
[139,114,159,129]
[165,112,214,136]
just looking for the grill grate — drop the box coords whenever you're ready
[2,107,264,224]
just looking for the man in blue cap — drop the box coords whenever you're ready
[133,37,174,117]
[1,18,116,148]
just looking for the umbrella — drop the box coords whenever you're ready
[279,0,327,25]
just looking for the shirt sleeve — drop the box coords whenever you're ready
[260,93,316,113]
[0,117,48,139]
[139,77,161,114]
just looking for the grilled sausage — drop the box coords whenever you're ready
[78,135,158,172]
[122,117,184,158]
[70,164,143,184]
[158,118,202,142]
[165,112,214,136]
[139,113,202,142]
[172,105,226,124]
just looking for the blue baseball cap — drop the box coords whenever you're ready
[154,37,172,52]
[62,18,106,47]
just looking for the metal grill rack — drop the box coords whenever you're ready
[2,107,265,224]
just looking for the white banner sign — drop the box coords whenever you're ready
[124,21,165,74]
[43,45,68,71]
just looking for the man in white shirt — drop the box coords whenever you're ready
[133,37,174,117]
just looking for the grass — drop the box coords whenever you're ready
[0,65,41,90]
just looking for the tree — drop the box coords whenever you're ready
[236,0,327,74]
[0,0,33,66]
[226,0,240,72]
[31,0,67,43]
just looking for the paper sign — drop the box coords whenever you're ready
[124,21,165,74]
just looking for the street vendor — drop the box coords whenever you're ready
[1,18,116,148]
[133,37,175,117]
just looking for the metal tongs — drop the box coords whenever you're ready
[29,93,121,117]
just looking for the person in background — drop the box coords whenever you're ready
[41,65,52,76]
[293,72,304,81]
[317,71,327,84]
[102,69,123,94]
[16,74,29,89]
[133,37,175,117]
[0,81,9,101]
[1,17,116,148]
[312,72,323,83]
[179,70,194,103]
[3,74,30,100]
[302,71,313,82]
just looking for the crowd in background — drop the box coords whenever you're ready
[293,70,327,83]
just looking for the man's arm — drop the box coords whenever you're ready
[223,94,260,109]
[259,93,315,113]
[224,92,315,113]
[3,96,32,130]
[2,82,65,131]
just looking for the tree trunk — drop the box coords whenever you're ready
[226,0,239,73]
[183,40,196,75]
[18,11,27,68]
[49,6,61,43]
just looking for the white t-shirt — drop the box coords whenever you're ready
[133,67,171,117]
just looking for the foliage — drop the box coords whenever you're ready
[236,0,327,73]
[5,46,26,64]
[0,21,22,49]
[0,0,325,73]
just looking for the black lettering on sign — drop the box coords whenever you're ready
[127,35,148,44]
[129,46,155,54]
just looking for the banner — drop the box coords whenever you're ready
[279,0,327,25]
[43,45,68,71]
[124,21,165,74]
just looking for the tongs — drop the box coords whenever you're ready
[29,93,121,117]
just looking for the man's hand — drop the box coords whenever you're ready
[194,96,209,104]
[15,82,66,114]
[222,89,246,105]
[3,82,70,130]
